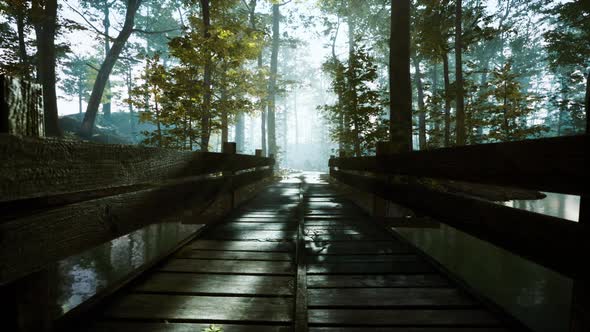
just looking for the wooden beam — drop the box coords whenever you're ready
[0,169,272,285]
[330,135,587,195]
[331,169,582,278]
[0,134,273,202]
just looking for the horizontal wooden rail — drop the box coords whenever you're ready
[0,136,275,285]
[0,134,274,202]
[330,135,587,195]
[331,169,582,278]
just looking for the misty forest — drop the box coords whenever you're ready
[1,0,587,167]
[0,1,589,332]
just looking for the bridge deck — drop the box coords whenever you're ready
[79,173,514,332]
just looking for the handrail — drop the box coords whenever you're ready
[330,135,587,195]
[329,135,587,279]
[0,136,275,285]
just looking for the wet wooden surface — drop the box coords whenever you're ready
[78,173,515,331]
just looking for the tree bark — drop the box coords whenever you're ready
[102,0,112,120]
[443,53,451,147]
[267,3,280,157]
[80,0,142,137]
[389,0,412,152]
[248,0,266,156]
[455,0,465,145]
[32,0,60,137]
[586,70,589,133]
[413,56,426,150]
[16,5,29,79]
[200,0,212,151]
[235,113,245,152]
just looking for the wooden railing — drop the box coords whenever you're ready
[0,135,274,330]
[329,135,587,279]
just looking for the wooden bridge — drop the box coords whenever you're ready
[0,77,588,332]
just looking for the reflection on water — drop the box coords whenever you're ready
[55,222,202,317]
[503,192,580,222]
[394,193,578,332]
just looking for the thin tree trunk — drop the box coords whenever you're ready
[267,3,279,157]
[102,1,112,120]
[80,0,142,137]
[413,56,426,150]
[32,0,60,137]
[443,53,451,147]
[389,0,412,152]
[248,0,266,156]
[235,113,245,152]
[348,8,357,155]
[200,0,212,151]
[432,62,440,140]
[586,70,589,133]
[16,7,29,78]
[455,0,465,145]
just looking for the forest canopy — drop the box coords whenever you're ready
[0,0,587,166]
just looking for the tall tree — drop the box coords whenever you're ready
[267,3,280,157]
[389,0,412,152]
[61,54,95,114]
[455,0,465,145]
[79,0,143,137]
[200,0,212,151]
[31,0,60,136]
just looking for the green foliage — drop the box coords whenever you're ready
[320,46,387,156]
[479,61,547,142]
[129,1,266,150]
[61,54,97,113]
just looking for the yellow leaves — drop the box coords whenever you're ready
[217,28,233,40]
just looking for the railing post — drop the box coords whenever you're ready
[222,142,237,208]
[373,141,390,217]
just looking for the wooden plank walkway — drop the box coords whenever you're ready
[78,173,516,332]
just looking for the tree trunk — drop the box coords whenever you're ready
[32,0,60,137]
[347,7,356,155]
[80,0,142,137]
[102,1,112,120]
[413,56,426,150]
[586,70,589,133]
[455,0,465,145]
[443,53,451,147]
[200,0,212,151]
[235,113,245,152]
[248,0,266,156]
[432,62,440,139]
[389,0,412,152]
[16,7,29,79]
[267,3,279,157]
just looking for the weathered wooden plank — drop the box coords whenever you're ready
[330,135,587,195]
[307,275,449,288]
[331,169,583,278]
[309,328,507,332]
[305,241,410,255]
[304,230,391,241]
[188,240,294,252]
[103,294,293,322]
[159,259,294,275]
[0,134,273,202]
[0,177,225,285]
[88,322,292,332]
[133,272,293,295]
[308,309,500,325]
[306,254,416,264]
[307,261,434,274]
[308,288,475,307]
[216,223,296,230]
[203,230,297,241]
[176,250,292,261]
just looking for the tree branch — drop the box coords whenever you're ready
[131,27,180,35]
[64,1,116,40]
